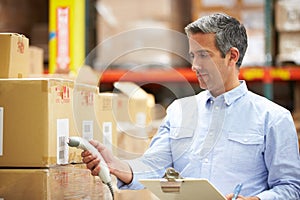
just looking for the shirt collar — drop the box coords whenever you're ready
[204,80,248,106]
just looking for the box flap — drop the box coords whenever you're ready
[114,82,148,99]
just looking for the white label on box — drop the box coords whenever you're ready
[82,120,93,140]
[57,119,69,165]
[0,107,3,156]
[136,112,146,127]
[103,122,112,151]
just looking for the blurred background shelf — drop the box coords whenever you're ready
[98,66,300,83]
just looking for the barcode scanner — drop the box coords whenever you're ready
[67,136,114,199]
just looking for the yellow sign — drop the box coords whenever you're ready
[49,0,85,74]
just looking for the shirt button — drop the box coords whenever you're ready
[244,138,248,142]
[215,106,219,110]
[204,158,209,163]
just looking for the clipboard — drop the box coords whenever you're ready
[139,178,227,200]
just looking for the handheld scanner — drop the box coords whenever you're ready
[67,136,112,184]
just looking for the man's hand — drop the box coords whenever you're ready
[226,193,260,200]
[81,140,133,184]
[81,140,114,176]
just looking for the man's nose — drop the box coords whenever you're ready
[191,63,202,72]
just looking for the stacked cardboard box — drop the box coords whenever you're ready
[70,83,104,162]
[0,79,155,165]
[94,92,118,154]
[94,0,189,69]
[0,78,110,199]
[0,165,106,200]
[29,46,44,75]
[0,78,78,167]
[0,68,158,198]
[275,0,300,65]
[112,82,156,159]
[94,82,157,159]
[0,33,45,78]
[0,33,30,78]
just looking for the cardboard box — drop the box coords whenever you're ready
[49,0,85,74]
[277,31,300,65]
[275,0,300,32]
[117,126,152,159]
[94,92,118,154]
[0,78,80,167]
[113,82,155,126]
[73,83,101,140]
[70,83,102,163]
[29,46,44,75]
[113,82,155,158]
[94,90,155,158]
[0,168,50,200]
[0,33,29,78]
[93,82,156,158]
[0,165,105,200]
[94,0,189,69]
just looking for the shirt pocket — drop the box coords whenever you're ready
[227,132,265,171]
[169,127,194,162]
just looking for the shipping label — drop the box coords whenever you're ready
[103,122,112,151]
[80,91,94,106]
[136,112,146,127]
[57,119,69,165]
[55,85,71,104]
[17,37,25,54]
[82,120,93,140]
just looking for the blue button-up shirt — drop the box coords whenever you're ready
[119,81,300,200]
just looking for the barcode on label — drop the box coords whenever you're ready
[84,124,91,133]
[58,136,66,160]
[82,120,93,140]
[103,122,112,151]
[104,124,111,133]
[57,119,69,165]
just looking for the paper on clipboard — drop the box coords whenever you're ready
[139,178,227,200]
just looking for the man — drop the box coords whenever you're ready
[82,13,300,199]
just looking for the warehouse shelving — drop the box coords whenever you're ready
[99,66,300,83]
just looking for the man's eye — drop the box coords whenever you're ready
[198,51,209,57]
[189,53,194,60]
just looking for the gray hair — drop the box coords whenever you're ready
[184,13,248,67]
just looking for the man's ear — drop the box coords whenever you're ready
[228,47,239,66]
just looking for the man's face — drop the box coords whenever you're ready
[188,33,231,96]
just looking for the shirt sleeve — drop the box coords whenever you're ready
[257,111,300,200]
